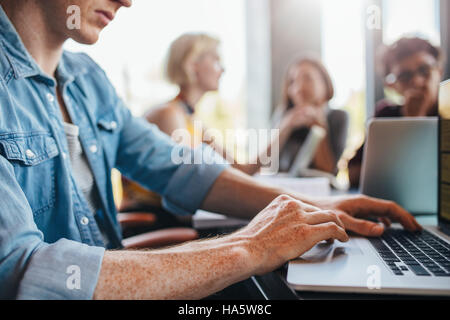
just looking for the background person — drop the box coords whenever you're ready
[272,56,349,175]
[348,37,444,188]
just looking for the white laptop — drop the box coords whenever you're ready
[286,82,450,296]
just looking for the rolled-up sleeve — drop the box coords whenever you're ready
[161,144,229,215]
[115,103,229,216]
[0,156,104,299]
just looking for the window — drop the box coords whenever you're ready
[383,0,440,46]
[320,0,367,179]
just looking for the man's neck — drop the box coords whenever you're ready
[1,1,66,77]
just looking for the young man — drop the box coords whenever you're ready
[0,0,421,299]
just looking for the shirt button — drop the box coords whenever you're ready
[80,216,89,225]
[89,145,98,154]
[110,121,117,129]
[46,93,55,103]
[62,152,67,159]
[25,149,36,159]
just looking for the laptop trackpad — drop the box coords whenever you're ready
[298,239,364,262]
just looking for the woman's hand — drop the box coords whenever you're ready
[281,106,327,131]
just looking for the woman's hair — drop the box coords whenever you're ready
[165,33,220,87]
[281,55,334,109]
[377,37,444,78]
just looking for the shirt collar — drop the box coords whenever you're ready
[0,5,41,79]
[0,5,88,83]
[56,51,88,85]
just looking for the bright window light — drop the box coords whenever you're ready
[383,0,440,45]
[320,0,366,109]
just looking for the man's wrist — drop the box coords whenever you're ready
[284,189,321,208]
[223,232,266,277]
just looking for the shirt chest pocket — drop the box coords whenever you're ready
[97,111,120,167]
[0,133,59,216]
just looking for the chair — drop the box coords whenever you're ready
[112,170,199,249]
[118,211,199,249]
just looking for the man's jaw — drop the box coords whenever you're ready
[94,9,115,26]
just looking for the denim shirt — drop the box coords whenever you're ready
[0,7,228,299]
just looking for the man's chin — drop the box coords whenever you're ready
[70,30,101,45]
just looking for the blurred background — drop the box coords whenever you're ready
[64,0,450,183]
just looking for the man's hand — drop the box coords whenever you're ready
[312,194,422,237]
[234,195,349,275]
[202,168,421,239]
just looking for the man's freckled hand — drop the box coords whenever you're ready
[234,195,349,275]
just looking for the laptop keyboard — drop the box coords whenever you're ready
[369,229,450,277]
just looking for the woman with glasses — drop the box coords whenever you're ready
[348,37,444,188]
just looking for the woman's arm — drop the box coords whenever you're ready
[312,109,349,174]
[311,129,337,173]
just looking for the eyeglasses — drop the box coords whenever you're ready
[386,63,436,85]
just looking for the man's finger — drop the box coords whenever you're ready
[300,202,323,213]
[361,198,421,232]
[308,222,349,243]
[339,214,385,237]
[306,210,345,229]
[382,201,421,231]
[378,217,392,227]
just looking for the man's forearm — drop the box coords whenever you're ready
[93,235,255,300]
[201,168,318,220]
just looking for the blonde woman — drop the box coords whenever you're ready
[120,33,224,211]
[121,33,228,211]
[147,33,223,148]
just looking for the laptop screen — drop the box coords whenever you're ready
[439,80,450,233]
